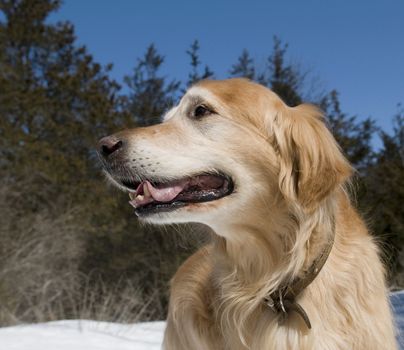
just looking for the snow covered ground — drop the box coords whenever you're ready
[0,320,165,350]
[391,291,404,349]
[1,291,404,350]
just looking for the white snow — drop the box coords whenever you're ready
[0,320,165,350]
[1,291,404,350]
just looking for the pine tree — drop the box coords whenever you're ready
[229,49,255,80]
[0,0,141,324]
[322,90,376,171]
[363,109,404,284]
[266,36,303,106]
[124,44,180,126]
[185,40,214,87]
[0,0,124,190]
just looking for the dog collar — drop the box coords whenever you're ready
[264,226,335,330]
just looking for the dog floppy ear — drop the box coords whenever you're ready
[272,104,352,210]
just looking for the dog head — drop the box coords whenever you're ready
[98,79,352,230]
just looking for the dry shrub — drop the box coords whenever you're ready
[0,174,149,325]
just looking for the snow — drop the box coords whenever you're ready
[0,320,165,350]
[1,291,404,350]
[391,291,404,349]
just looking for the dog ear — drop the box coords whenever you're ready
[272,104,352,210]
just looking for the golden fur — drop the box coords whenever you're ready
[105,79,397,349]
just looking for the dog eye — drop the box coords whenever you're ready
[193,105,211,119]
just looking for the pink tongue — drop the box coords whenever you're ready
[145,180,186,202]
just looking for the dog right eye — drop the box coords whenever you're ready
[193,105,211,119]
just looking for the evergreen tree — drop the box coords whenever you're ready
[229,49,255,80]
[0,0,143,324]
[266,36,303,107]
[0,0,124,192]
[124,44,180,126]
[322,90,376,170]
[185,40,213,87]
[363,109,404,284]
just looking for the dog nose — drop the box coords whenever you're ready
[98,135,123,158]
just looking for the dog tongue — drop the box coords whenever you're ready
[131,180,186,209]
[130,175,226,209]
[145,180,186,202]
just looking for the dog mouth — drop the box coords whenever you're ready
[123,173,234,216]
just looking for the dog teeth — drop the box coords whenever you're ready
[143,183,151,197]
[128,185,153,209]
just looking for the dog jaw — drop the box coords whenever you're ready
[99,79,285,229]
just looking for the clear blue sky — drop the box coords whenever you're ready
[51,0,403,140]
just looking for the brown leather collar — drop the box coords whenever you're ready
[264,227,335,329]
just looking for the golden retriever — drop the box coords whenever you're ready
[98,78,396,349]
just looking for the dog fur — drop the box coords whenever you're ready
[102,79,396,349]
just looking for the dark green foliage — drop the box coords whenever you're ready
[266,37,303,107]
[0,0,125,189]
[185,40,214,87]
[0,0,403,325]
[362,110,404,285]
[230,37,304,106]
[0,0,197,325]
[322,90,376,171]
[124,44,180,126]
[229,49,256,80]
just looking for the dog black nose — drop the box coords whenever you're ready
[98,135,123,158]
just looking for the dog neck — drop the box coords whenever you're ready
[210,194,337,337]
[264,225,335,329]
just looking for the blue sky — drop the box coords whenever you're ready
[50,0,403,140]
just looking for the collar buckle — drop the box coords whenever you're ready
[263,227,335,330]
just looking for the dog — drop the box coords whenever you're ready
[98,78,396,349]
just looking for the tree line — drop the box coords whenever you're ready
[0,0,402,324]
